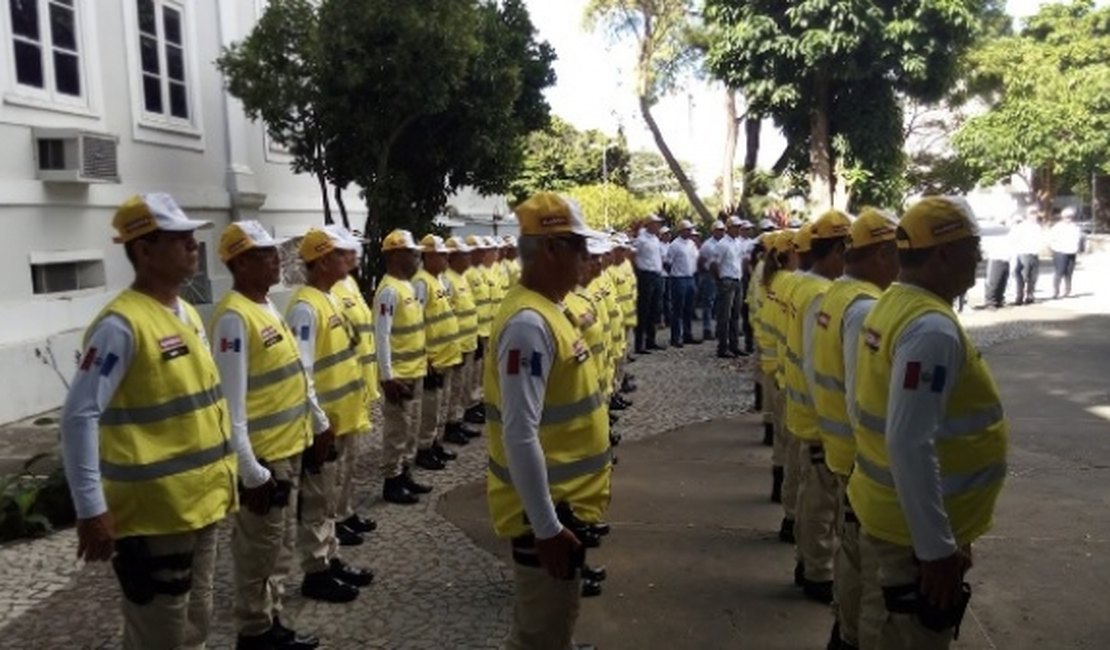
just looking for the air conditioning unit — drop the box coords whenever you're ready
[32,128,120,183]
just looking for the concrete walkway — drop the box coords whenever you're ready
[442,304,1110,649]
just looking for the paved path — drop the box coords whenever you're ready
[0,252,1104,648]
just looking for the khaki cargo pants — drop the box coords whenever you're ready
[772,381,800,519]
[420,365,458,448]
[470,338,488,405]
[335,428,368,523]
[115,523,218,650]
[233,454,301,637]
[382,379,424,479]
[299,446,339,575]
[858,532,959,650]
[834,474,864,648]
[505,562,581,650]
[795,440,839,582]
[449,353,473,422]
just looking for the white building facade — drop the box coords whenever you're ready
[0,0,487,424]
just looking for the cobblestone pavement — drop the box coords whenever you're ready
[0,276,1098,648]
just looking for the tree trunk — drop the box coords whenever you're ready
[808,74,833,212]
[639,94,713,223]
[741,114,761,201]
[317,170,332,224]
[334,185,350,231]
[833,173,851,212]
[722,89,739,208]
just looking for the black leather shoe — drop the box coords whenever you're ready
[716,351,736,359]
[730,348,750,357]
[382,476,419,505]
[432,441,457,461]
[461,423,481,438]
[271,617,320,649]
[335,524,364,547]
[754,382,763,411]
[463,404,486,425]
[608,395,627,411]
[581,579,603,597]
[330,558,374,587]
[402,470,433,494]
[415,448,446,471]
[763,423,774,447]
[794,562,805,587]
[609,412,620,427]
[804,579,834,604]
[620,376,637,393]
[635,347,650,355]
[235,631,272,650]
[615,394,633,407]
[582,564,607,581]
[340,514,377,534]
[589,522,611,537]
[646,342,666,351]
[779,517,795,544]
[670,340,684,348]
[771,466,783,503]
[301,571,359,603]
[609,432,622,447]
[444,423,470,445]
[683,337,700,345]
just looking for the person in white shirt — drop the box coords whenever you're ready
[1010,207,1044,304]
[738,220,758,354]
[665,220,701,346]
[711,216,748,358]
[698,221,726,339]
[1049,207,1084,298]
[659,226,673,328]
[632,215,666,352]
[979,217,1015,309]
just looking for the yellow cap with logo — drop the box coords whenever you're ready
[464,234,491,249]
[896,197,979,250]
[811,210,852,240]
[382,229,420,252]
[772,230,796,254]
[218,220,287,263]
[514,192,596,238]
[419,234,449,253]
[850,208,899,249]
[446,236,472,253]
[793,223,815,253]
[112,193,213,244]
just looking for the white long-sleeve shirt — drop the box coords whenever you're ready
[714,235,744,280]
[60,300,197,520]
[211,296,329,489]
[373,284,400,381]
[632,232,664,273]
[842,296,877,416]
[495,308,562,540]
[1049,221,1083,255]
[885,287,966,561]
[664,237,698,277]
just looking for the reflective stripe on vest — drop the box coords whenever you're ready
[332,277,380,411]
[855,454,1008,498]
[101,386,223,426]
[318,378,364,405]
[375,275,427,379]
[247,359,304,391]
[101,440,231,482]
[853,402,1005,441]
[485,391,605,427]
[488,449,612,487]
[248,400,311,434]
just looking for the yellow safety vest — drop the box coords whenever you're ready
[375,274,427,380]
[769,272,799,389]
[618,260,637,329]
[595,274,621,390]
[811,278,881,475]
[498,261,511,296]
[565,289,608,394]
[414,268,463,371]
[785,273,832,441]
[603,267,625,351]
[484,285,612,539]
[755,268,782,377]
[445,268,479,353]
[467,266,493,338]
[486,263,505,315]
[332,276,379,419]
[848,283,1008,548]
[211,291,313,463]
[288,286,364,437]
[94,289,236,537]
[507,258,521,285]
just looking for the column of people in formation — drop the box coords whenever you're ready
[750,197,1008,650]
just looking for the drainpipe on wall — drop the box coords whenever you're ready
[216,0,266,222]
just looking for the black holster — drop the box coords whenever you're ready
[423,371,445,390]
[807,444,826,465]
[112,537,194,605]
[882,582,972,639]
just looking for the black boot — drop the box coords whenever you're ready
[581,564,607,581]
[609,395,628,411]
[793,561,805,587]
[779,517,795,544]
[335,522,364,546]
[402,468,433,494]
[763,422,774,447]
[235,631,273,650]
[432,441,457,461]
[340,514,377,534]
[301,570,359,603]
[771,466,783,503]
[754,382,763,411]
[330,557,374,587]
[804,579,834,604]
[444,422,470,445]
[581,579,603,597]
[463,404,486,425]
[382,476,419,505]
[620,375,637,393]
[271,617,320,649]
[415,447,446,471]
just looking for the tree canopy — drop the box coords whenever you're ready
[510,117,630,204]
[953,0,1110,210]
[705,0,999,210]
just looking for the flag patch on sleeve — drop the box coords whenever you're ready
[79,348,119,376]
[506,350,543,377]
[219,337,242,353]
[903,362,947,392]
[299,325,311,341]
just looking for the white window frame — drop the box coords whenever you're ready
[121,0,205,150]
[0,0,98,117]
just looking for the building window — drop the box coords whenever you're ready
[30,257,105,294]
[136,0,188,121]
[7,0,83,100]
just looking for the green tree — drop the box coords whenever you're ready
[510,117,630,203]
[953,0,1110,212]
[705,0,999,210]
[584,0,713,222]
[628,150,691,196]
[565,183,652,230]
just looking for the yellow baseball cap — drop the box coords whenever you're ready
[772,230,796,254]
[896,197,980,250]
[514,192,596,238]
[299,227,354,262]
[793,223,814,253]
[502,234,518,248]
[382,229,420,252]
[464,234,491,249]
[420,234,449,254]
[446,236,472,253]
[218,220,287,263]
[111,193,212,244]
[850,208,899,249]
[811,210,852,240]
